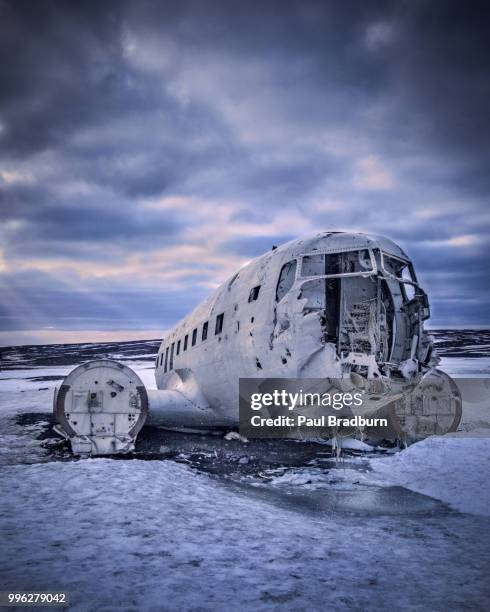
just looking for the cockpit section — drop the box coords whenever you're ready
[274,246,435,380]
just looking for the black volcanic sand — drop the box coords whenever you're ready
[21,409,395,479]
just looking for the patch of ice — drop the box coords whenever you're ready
[340,435,490,516]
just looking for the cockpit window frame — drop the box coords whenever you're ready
[380,252,418,287]
[298,248,377,280]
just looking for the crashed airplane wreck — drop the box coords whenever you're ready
[53,232,461,455]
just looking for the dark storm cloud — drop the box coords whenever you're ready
[0,0,489,340]
[386,2,490,182]
[0,180,184,252]
[0,0,131,156]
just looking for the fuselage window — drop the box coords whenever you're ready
[176,340,181,355]
[276,260,297,301]
[248,285,261,302]
[192,328,197,346]
[215,313,224,335]
[202,321,208,341]
[184,334,189,351]
[170,342,175,370]
[164,347,169,373]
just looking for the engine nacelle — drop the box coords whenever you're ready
[53,359,219,455]
[53,360,149,455]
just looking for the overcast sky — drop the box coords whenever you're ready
[1,0,489,345]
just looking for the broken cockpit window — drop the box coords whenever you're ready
[300,250,373,278]
[381,254,415,281]
[276,260,297,301]
[381,254,417,300]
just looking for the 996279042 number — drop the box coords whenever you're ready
[0,592,69,607]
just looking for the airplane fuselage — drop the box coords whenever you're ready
[154,232,436,426]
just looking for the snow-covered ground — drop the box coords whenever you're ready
[355,435,490,516]
[1,335,490,611]
[1,458,489,612]
[438,356,490,377]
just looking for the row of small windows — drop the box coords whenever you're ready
[157,312,225,373]
[156,260,296,372]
